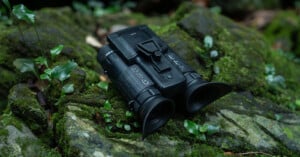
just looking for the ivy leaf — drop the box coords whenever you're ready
[12,4,35,24]
[62,83,74,94]
[124,124,131,131]
[50,60,77,82]
[50,44,64,59]
[104,100,112,110]
[206,124,220,135]
[97,81,109,91]
[34,56,48,68]
[13,58,35,73]
[184,120,199,135]
[2,0,11,10]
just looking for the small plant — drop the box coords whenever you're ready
[184,120,220,141]
[13,44,78,101]
[97,81,109,91]
[288,99,300,111]
[265,64,286,89]
[3,1,41,46]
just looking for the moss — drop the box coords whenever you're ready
[170,2,198,22]
[0,128,8,137]
[0,110,23,130]
[263,10,300,56]
[82,67,101,86]
[16,137,61,157]
[8,84,48,133]
[188,144,225,157]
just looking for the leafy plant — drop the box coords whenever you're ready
[103,100,112,110]
[288,99,300,111]
[41,60,78,82]
[12,4,35,24]
[97,81,109,91]
[184,120,220,141]
[50,44,64,60]
[265,64,286,89]
[13,58,38,77]
[13,44,78,104]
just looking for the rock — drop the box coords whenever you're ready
[8,84,48,133]
[54,88,225,156]
[204,92,300,155]
[0,112,60,156]
[157,4,300,107]
[210,0,281,17]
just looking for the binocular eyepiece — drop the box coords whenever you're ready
[97,25,231,137]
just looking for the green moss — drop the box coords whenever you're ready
[0,111,23,130]
[82,67,101,86]
[263,10,300,56]
[189,144,225,157]
[0,128,8,137]
[8,84,48,133]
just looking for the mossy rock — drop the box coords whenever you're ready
[0,112,61,157]
[8,84,48,133]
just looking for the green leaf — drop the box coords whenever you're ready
[204,35,213,49]
[2,0,11,10]
[50,44,64,59]
[50,60,78,82]
[206,124,220,135]
[196,134,207,141]
[133,122,140,128]
[116,120,123,128]
[124,124,131,131]
[199,124,208,133]
[103,113,111,118]
[13,58,35,73]
[12,4,35,24]
[62,83,74,94]
[296,99,300,107]
[184,120,199,135]
[34,56,48,67]
[125,111,133,118]
[97,81,109,91]
[104,118,112,123]
[40,73,51,81]
[104,100,112,110]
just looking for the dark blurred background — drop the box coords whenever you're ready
[4,0,300,15]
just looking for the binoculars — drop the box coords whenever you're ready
[97,25,231,137]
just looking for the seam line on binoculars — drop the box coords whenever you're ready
[105,50,114,57]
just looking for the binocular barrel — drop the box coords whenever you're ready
[98,45,175,137]
[97,25,231,137]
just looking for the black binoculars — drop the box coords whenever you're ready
[97,25,231,137]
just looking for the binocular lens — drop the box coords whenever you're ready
[185,82,231,113]
[141,96,174,137]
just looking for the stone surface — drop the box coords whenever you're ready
[8,84,48,133]
[0,113,60,156]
